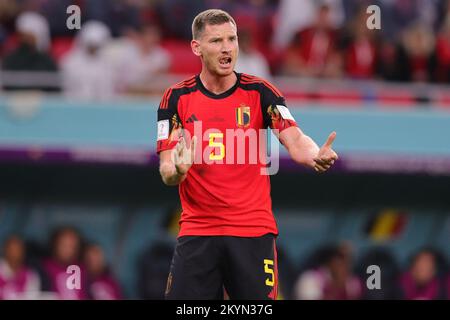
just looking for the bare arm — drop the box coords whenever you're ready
[159,137,197,186]
[278,127,338,172]
[159,149,187,186]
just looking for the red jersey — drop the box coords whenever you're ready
[157,72,297,237]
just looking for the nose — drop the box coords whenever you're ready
[221,39,233,54]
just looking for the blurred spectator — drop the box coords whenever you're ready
[272,0,344,50]
[377,40,401,81]
[61,20,115,101]
[137,241,174,300]
[1,11,58,91]
[115,24,171,94]
[355,247,402,299]
[342,6,378,79]
[294,243,362,300]
[235,28,271,79]
[399,248,446,300]
[41,226,87,300]
[435,17,450,82]
[321,242,362,300]
[0,235,40,300]
[396,22,437,82]
[281,3,343,78]
[0,0,19,52]
[83,243,122,300]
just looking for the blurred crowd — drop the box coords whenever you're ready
[0,228,123,300]
[1,0,450,100]
[1,227,450,300]
[285,243,450,300]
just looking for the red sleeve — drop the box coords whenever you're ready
[156,88,182,154]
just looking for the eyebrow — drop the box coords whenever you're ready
[209,35,236,41]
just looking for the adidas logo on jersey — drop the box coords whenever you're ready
[186,114,199,123]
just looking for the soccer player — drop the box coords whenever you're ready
[157,9,338,300]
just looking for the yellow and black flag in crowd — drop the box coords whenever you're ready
[365,208,408,241]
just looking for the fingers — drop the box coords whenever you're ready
[313,156,336,173]
[176,137,185,156]
[324,131,336,148]
[173,147,180,165]
[190,136,197,153]
[314,157,333,165]
[189,136,197,163]
[314,157,335,166]
[314,162,331,173]
[175,136,197,168]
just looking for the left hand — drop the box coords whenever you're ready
[314,131,338,173]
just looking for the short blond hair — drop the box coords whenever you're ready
[192,9,236,40]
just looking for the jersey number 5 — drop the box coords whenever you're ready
[209,133,225,160]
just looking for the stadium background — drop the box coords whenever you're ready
[0,0,449,299]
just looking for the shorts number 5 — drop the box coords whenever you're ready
[264,259,274,287]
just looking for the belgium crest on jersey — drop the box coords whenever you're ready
[236,104,250,128]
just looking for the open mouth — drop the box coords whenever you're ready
[219,57,232,67]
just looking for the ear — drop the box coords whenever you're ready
[191,39,201,57]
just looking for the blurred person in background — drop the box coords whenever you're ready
[1,11,58,91]
[0,0,19,53]
[61,20,115,101]
[116,23,171,95]
[396,22,437,82]
[321,243,362,300]
[234,28,271,79]
[355,247,402,299]
[435,17,450,82]
[41,226,87,300]
[341,5,378,79]
[399,248,446,300]
[294,244,362,300]
[272,0,344,51]
[281,3,343,78]
[83,243,122,300]
[0,235,41,300]
[377,40,402,81]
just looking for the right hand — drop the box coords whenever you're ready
[173,136,197,176]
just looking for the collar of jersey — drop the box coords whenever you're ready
[196,71,240,99]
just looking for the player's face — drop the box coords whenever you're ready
[194,22,238,77]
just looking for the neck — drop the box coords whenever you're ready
[199,70,237,95]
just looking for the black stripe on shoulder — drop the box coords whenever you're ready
[166,83,198,110]
[240,74,283,97]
